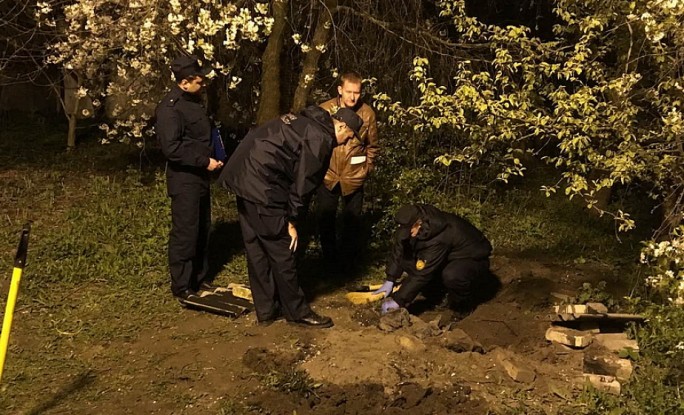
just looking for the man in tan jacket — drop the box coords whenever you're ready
[318,71,379,266]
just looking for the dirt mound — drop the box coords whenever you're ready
[240,344,484,414]
[312,382,482,415]
[242,346,304,374]
[242,378,482,414]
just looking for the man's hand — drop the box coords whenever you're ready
[380,298,400,315]
[372,280,394,298]
[207,158,223,171]
[288,222,298,252]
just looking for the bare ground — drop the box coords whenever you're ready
[3,254,616,415]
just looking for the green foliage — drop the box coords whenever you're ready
[639,226,684,305]
[636,304,684,374]
[259,368,320,398]
[368,123,501,243]
[575,303,684,414]
[29,172,169,288]
[218,399,251,415]
[375,0,684,233]
[574,281,617,310]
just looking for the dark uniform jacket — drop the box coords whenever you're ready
[219,106,335,223]
[386,204,492,306]
[156,85,213,195]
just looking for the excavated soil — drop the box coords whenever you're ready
[7,254,619,414]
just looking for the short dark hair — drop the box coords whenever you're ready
[338,71,363,87]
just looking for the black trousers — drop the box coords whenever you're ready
[441,258,491,308]
[168,184,211,296]
[316,184,363,260]
[236,197,311,321]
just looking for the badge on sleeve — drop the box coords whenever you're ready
[416,259,426,271]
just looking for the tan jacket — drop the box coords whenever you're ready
[320,97,379,195]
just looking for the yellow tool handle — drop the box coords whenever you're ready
[0,223,31,384]
[0,267,23,383]
[345,286,401,305]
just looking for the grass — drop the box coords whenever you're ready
[0,117,680,414]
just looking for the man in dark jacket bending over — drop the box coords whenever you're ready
[219,106,362,328]
[374,204,493,316]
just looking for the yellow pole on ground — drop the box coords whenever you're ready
[0,223,31,384]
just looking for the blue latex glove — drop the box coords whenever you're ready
[372,280,394,298]
[381,298,400,315]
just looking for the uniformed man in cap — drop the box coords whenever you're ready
[156,55,222,302]
[219,107,363,328]
[373,204,493,317]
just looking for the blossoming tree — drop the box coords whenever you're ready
[33,0,684,302]
[37,0,273,147]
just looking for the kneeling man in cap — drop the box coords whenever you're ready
[374,204,493,317]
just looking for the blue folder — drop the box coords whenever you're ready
[211,127,227,162]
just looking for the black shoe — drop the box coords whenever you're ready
[257,309,284,326]
[174,289,198,304]
[290,311,334,328]
[257,315,285,326]
[198,281,217,293]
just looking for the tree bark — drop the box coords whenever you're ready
[290,0,337,113]
[63,70,79,149]
[67,113,77,150]
[256,0,289,125]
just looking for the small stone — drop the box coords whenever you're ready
[594,333,639,353]
[586,302,609,313]
[583,374,621,395]
[378,308,412,332]
[442,328,483,353]
[491,348,536,383]
[583,347,634,381]
[554,304,588,314]
[545,326,593,348]
[408,315,441,339]
[397,335,427,353]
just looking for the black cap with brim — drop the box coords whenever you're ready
[395,205,420,226]
[171,54,212,80]
[332,107,363,139]
[394,205,421,240]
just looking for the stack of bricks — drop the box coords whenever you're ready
[544,297,642,395]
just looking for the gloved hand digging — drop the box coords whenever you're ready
[372,280,394,298]
[380,298,400,315]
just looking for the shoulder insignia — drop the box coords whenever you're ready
[280,113,297,124]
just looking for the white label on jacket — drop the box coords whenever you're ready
[350,156,366,165]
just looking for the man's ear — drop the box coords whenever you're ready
[337,85,343,96]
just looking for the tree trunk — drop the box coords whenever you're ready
[67,113,77,150]
[63,70,80,149]
[256,0,289,125]
[290,0,337,113]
